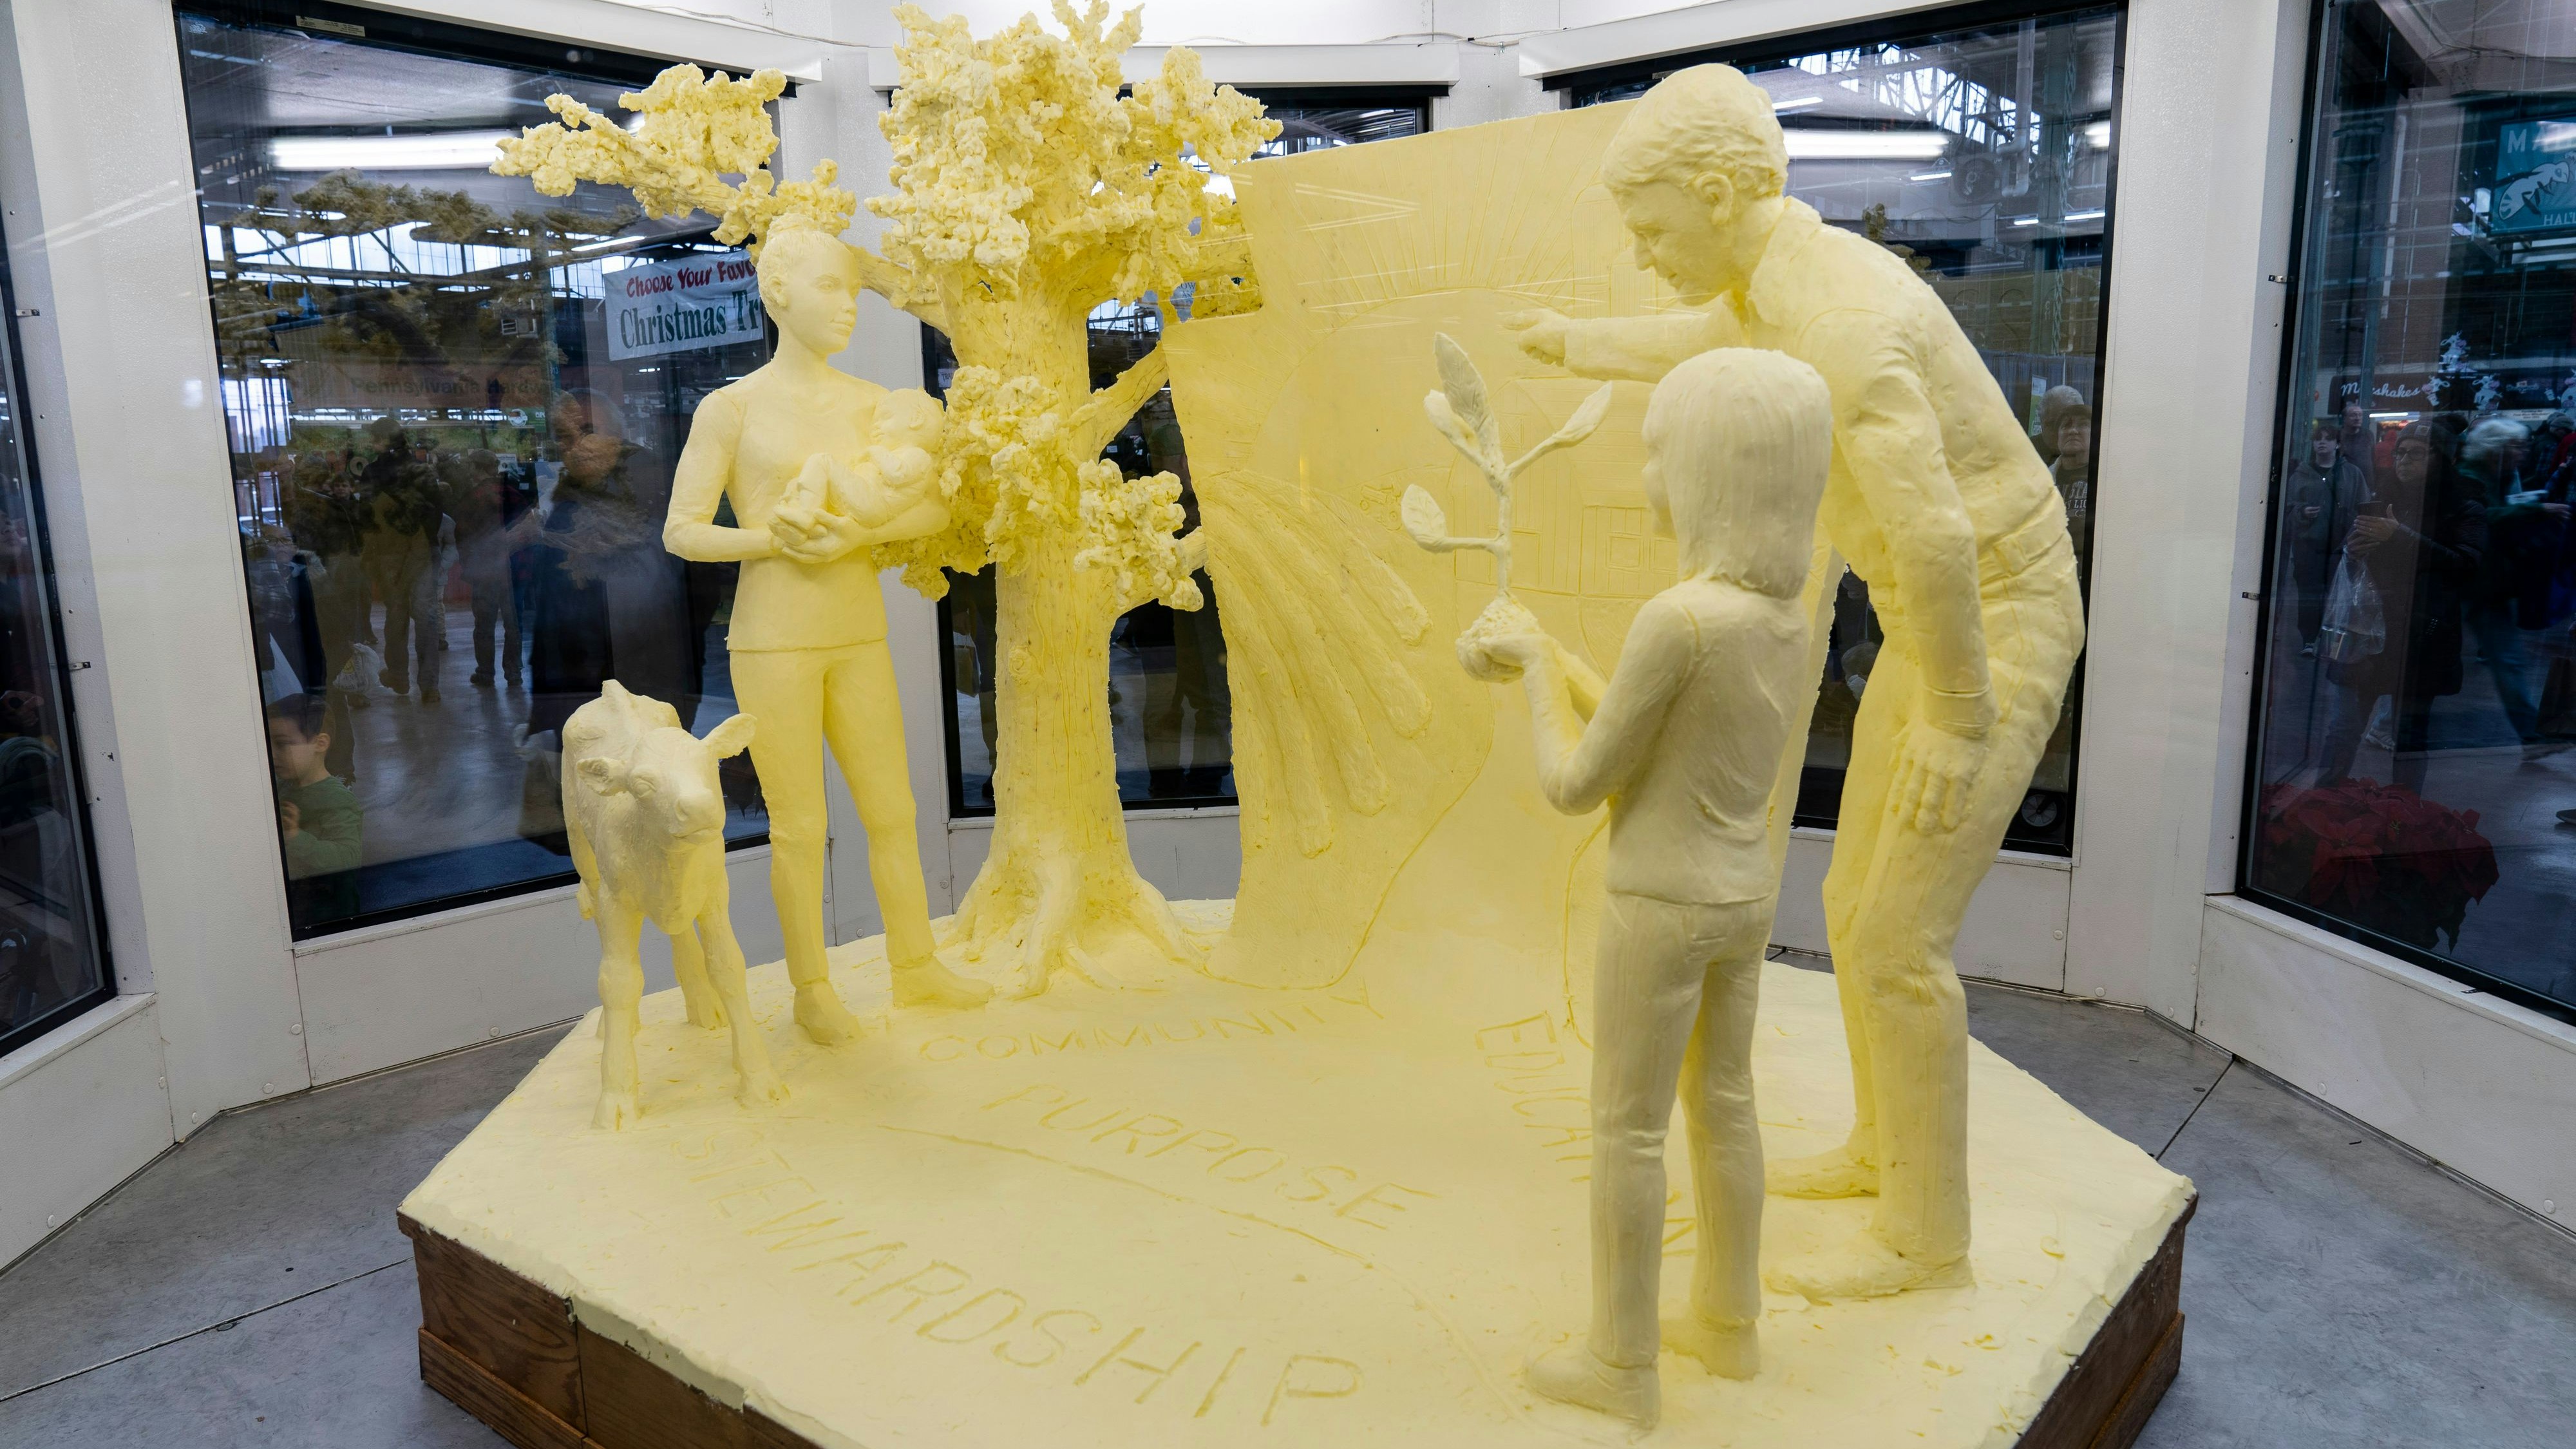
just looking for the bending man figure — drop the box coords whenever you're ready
[667,214,989,1044]
[1510,65,2085,1298]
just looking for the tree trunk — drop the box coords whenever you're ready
[942,291,1207,994]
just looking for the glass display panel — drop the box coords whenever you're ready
[2245,0,2576,1016]
[0,238,114,1057]
[931,97,1433,815]
[1567,2,2123,853]
[178,2,772,937]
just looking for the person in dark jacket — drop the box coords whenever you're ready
[2317,423,2487,792]
[2285,419,2372,650]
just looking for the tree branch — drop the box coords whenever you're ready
[1070,347,1170,459]
[852,245,947,330]
[1179,234,1252,284]
[1108,528,1207,616]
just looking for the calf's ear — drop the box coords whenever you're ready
[702,713,757,759]
[576,756,629,795]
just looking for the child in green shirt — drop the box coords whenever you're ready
[265,694,362,923]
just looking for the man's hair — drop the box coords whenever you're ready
[1644,348,1832,597]
[2460,415,2529,469]
[757,213,855,304]
[265,692,329,741]
[1602,65,1789,202]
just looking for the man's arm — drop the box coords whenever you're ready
[662,393,773,563]
[1801,310,1989,729]
[1505,307,1742,384]
[1801,310,1998,833]
[1520,600,1694,815]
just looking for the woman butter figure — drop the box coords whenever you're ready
[663,215,989,1043]
[1476,348,1832,1428]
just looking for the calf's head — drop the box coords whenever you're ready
[576,713,757,846]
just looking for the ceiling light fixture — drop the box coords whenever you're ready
[270,130,515,171]
[1783,130,1949,161]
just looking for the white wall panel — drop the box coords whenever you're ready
[2066,0,2310,1021]
[2200,898,2576,1226]
[0,0,313,1135]
[293,848,784,1083]
[1773,833,2069,991]
[0,998,170,1269]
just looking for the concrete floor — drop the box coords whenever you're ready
[2,981,2570,1448]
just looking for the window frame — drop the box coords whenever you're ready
[0,207,118,1059]
[2233,0,2576,1027]
[173,0,785,942]
[1551,0,2128,855]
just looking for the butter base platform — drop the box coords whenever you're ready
[400,904,2192,1449]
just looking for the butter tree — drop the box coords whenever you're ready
[495,2,1273,994]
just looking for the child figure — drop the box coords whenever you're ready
[1475,348,1833,1429]
[771,388,945,544]
[265,692,363,927]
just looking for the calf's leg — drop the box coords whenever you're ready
[594,907,648,1131]
[670,916,726,1029]
[698,902,786,1106]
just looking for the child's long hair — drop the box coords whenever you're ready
[1643,348,1832,598]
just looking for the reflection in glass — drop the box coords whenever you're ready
[179,6,771,936]
[2246,0,2576,1015]
[1571,6,2121,851]
[931,98,1431,814]
[0,237,111,1054]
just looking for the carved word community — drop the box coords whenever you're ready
[670,1126,1364,1428]
[918,981,1385,1063]
[981,1083,1439,1233]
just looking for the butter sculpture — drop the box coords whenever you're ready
[667,217,991,1039]
[496,3,1277,1000]
[1463,348,1832,1426]
[1403,334,1611,677]
[1510,65,2088,1300]
[562,683,779,1129]
[408,64,2196,1449]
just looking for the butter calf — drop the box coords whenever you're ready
[564,681,780,1130]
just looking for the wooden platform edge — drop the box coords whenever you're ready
[402,1198,2194,1449]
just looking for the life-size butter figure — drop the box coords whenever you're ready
[1510,65,2087,1300]
[1473,349,1833,1428]
[664,214,990,1043]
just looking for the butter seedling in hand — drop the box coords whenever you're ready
[1401,332,1613,674]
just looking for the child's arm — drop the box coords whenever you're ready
[1512,597,1695,816]
[1550,639,1609,721]
[281,788,363,878]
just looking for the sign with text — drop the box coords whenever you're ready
[604,250,763,361]
[2494,118,2576,237]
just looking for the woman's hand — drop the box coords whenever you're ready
[2347,515,2398,554]
[777,509,867,565]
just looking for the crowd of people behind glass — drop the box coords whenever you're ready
[2280,404,2576,790]
[240,394,741,931]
